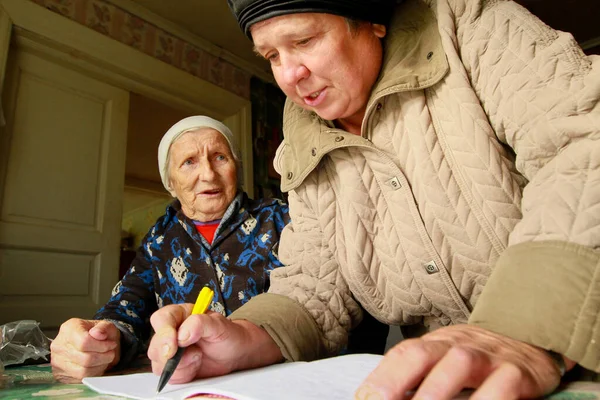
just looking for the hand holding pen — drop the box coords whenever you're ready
[147,290,285,391]
[155,285,214,393]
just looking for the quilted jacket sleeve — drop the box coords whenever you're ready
[230,182,362,361]
[450,0,600,371]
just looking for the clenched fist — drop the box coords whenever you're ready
[50,318,121,382]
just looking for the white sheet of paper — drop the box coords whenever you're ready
[83,354,384,400]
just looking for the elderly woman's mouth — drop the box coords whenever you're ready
[198,189,222,196]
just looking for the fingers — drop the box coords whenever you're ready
[52,351,118,379]
[148,304,194,362]
[151,348,203,384]
[177,311,224,346]
[150,303,193,332]
[51,319,118,353]
[89,320,120,343]
[50,318,119,381]
[356,325,562,400]
[148,309,244,383]
[59,346,119,368]
[88,321,121,369]
[148,307,213,386]
[357,339,452,399]
[470,363,522,400]
[412,346,493,400]
[63,319,119,353]
[148,309,221,363]
[53,362,113,383]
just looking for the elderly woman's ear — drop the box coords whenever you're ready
[167,178,178,198]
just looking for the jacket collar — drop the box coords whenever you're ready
[167,192,246,242]
[275,0,449,192]
[167,192,283,248]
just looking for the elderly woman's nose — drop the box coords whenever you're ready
[278,55,309,86]
[198,160,216,180]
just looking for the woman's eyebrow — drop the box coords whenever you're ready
[172,149,196,162]
[252,45,263,56]
[252,28,312,55]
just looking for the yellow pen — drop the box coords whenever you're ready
[156,285,214,394]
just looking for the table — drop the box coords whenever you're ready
[1,363,115,399]
[0,363,231,399]
[2,363,600,399]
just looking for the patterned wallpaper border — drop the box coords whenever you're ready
[29,0,251,99]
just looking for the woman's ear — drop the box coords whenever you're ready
[372,23,387,38]
[167,178,178,198]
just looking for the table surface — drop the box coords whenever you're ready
[2,363,112,399]
[2,363,600,400]
[0,363,232,400]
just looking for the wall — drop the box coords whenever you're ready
[123,94,186,248]
[26,0,280,199]
[121,189,171,248]
[250,77,286,200]
[28,0,252,99]
[126,92,189,188]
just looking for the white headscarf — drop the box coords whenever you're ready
[158,116,239,194]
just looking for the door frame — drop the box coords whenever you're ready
[0,0,254,195]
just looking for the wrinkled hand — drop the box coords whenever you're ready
[148,304,280,384]
[356,324,566,400]
[50,318,121,382]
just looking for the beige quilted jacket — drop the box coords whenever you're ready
[231,0,600,372]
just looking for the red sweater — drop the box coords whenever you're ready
[193,220,220,244]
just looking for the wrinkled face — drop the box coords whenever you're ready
[168,128,237,222]
[251,13,386,131]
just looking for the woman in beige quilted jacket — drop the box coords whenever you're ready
[147,0,600,398]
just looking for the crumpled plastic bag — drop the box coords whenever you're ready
[0,320,51,366]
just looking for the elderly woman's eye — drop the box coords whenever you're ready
[266,52,279,62]
[216,154,227,161]
[297,37,312,46]
[182,158,193,166]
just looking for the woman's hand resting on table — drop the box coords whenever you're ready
[356,324,574,400]
[50,318,121,382]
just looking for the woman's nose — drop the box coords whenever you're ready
[278,55,309,87]
[198,160,216,180]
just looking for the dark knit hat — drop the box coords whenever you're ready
[227,0,398,37]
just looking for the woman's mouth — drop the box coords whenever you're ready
[198,189,221,196]
[303,88,326,107]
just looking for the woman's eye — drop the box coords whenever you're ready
[298,37,312,46]
[216,154,226,162]
[182,159,193,166]
[266,52,279,62]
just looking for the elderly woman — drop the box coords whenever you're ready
[148,0,600,398]
[50,116,290,380]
